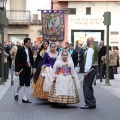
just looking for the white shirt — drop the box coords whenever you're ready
[25,47,30,66]
[84,47,94,73]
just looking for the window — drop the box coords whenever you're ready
[86,7,91,15]
[69,8,76,15]
[63,8,76,15]
[38,30,42,35]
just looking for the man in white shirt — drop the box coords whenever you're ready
[80,37,98,109]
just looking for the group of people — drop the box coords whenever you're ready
[98,41,119,80]
[13,37,98,109]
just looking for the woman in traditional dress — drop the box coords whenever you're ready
[32,40,49,88]
[33,42,58,99]
[48,50,80,106]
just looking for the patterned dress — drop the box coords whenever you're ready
[48,62,80,104]
[32,52,58,99]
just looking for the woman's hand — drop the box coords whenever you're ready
[33,68,36,73]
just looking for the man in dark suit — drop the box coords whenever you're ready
[69,43,78,67]
[14,38,36,103]
[77,44,84,73]
[98,41,106,78]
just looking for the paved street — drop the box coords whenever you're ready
[0,68,120,120]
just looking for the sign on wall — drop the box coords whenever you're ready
[71,30,104,47]
[69,16,103,26]
[110,31,119,43]
[41,10,64,42]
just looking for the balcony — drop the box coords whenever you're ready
[7,10,31,25]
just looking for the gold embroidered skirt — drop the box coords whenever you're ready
[32,76,49,99]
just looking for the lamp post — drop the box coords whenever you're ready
[0,0,7,84]
[103,11,111,86]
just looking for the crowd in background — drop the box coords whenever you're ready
[2,39,120,81]
[0,37,119,108]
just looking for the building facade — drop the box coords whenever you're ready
[53,0,120,48]
[6,0,51,44]
[6,0,120,47]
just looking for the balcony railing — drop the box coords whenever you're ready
[7,10,31,25]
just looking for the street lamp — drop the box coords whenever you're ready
[0,0,7,84]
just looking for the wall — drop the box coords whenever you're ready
[7,25,42,43]
[26,0,51,20]
[28,25,42,42]
[6,0,10,10]
[68,1,120,47]
[10,0,26,10]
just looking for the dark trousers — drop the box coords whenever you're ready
[6,62,9,79]
[109,66,114,79]
[83,68,96,107]
[19,66,31,86]
[98,62,106,78]
[79,61,84,73]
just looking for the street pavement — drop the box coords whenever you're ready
[0,68,120,120]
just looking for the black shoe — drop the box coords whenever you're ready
[22,99,32,103]
[14,93,18,101]
[61,103,67,107]
[80,105,96,109]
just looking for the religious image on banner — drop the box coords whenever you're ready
[41,10,64,42]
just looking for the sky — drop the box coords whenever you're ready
[26,0,51,19]
[26,0,51,13]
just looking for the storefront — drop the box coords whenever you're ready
[68,15,105,46]
[8,34,28,43]
[71,30,104,47]
[7,25,42,44]
[8,26,28,44]
[68,1,120,48]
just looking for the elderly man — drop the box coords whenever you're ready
[98,41,106,78]
[80,37,98,109]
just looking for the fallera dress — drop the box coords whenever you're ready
[32,51,58,99]
[48,61,80,104]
